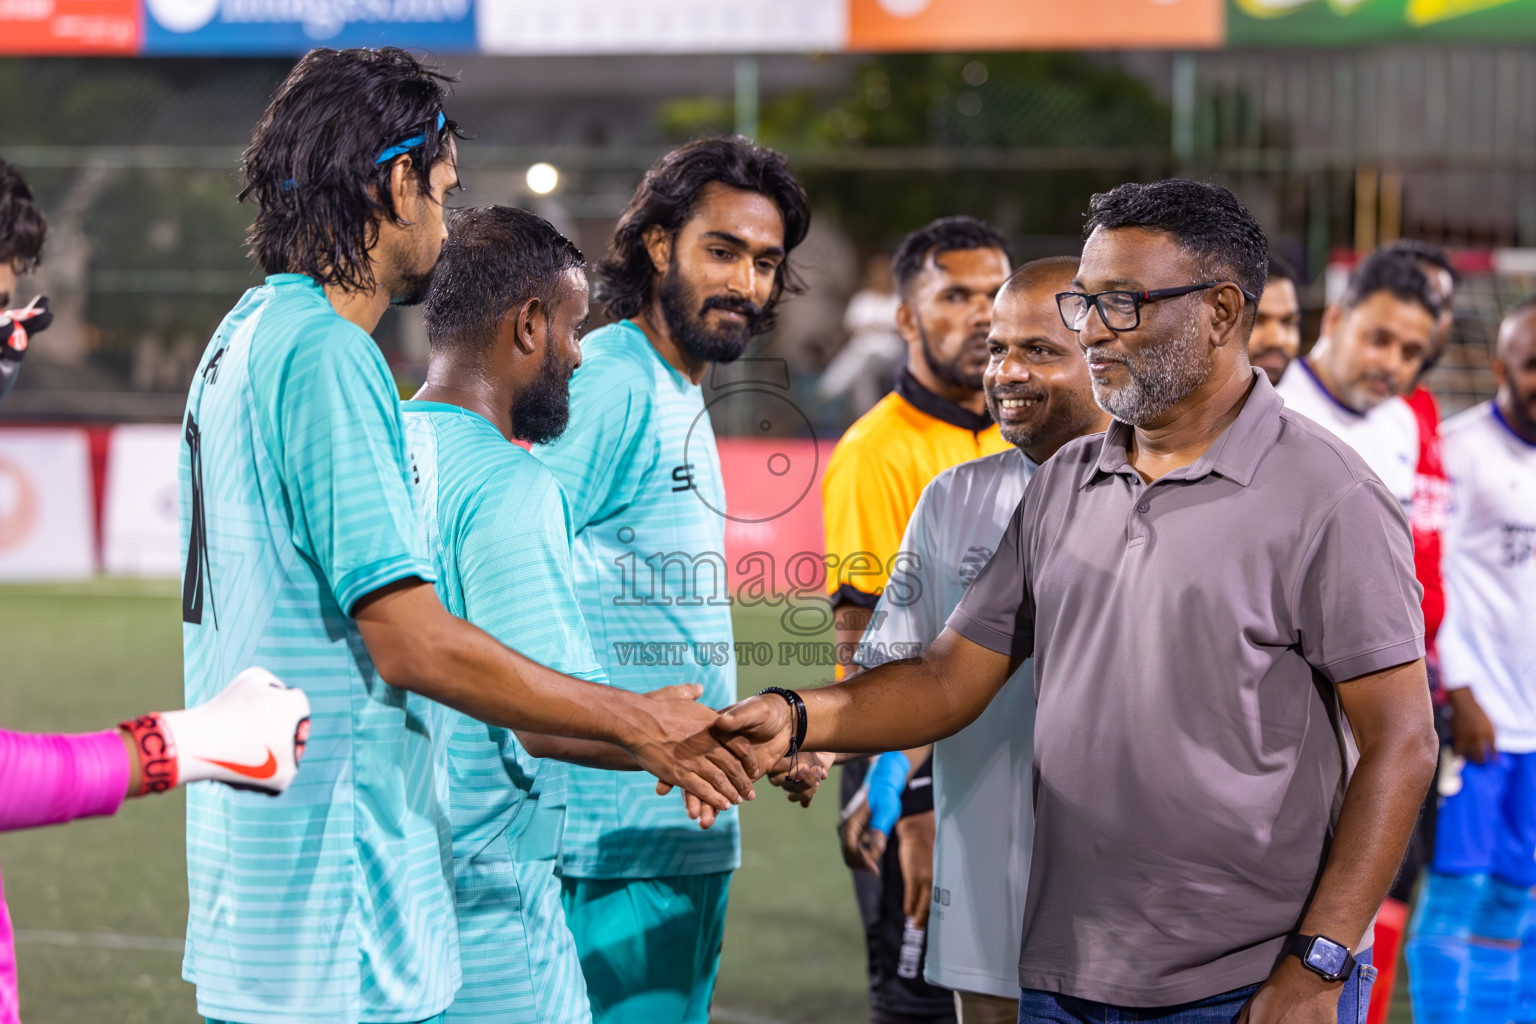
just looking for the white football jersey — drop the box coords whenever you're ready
[856,447,1036,1000]
[1277,358,1419,518]
[1437,402,1536,752]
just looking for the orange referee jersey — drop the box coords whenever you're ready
[823,369,1011,605]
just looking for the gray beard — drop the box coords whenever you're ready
[1088,310,1210,426]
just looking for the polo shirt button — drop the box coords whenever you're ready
[1137,502,1151,514]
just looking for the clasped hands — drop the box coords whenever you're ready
[648,690,823,829]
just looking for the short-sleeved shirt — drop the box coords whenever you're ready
[856,447,1039,999]
[534,320,739,879]
[1438,401,1536,752]
[404,400,604,1024]
[948,369,1424,1006]
[179,275,456,1024]
[823,370,1011,606]
[1276,357,1419,518]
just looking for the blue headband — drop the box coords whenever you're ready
[375,111,446,164]
[281,112,446,190]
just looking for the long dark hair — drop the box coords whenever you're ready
[0,156,46,273]
[595,136,811,331]
[239,47,460,293]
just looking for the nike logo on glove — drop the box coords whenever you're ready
[203,750,279,780]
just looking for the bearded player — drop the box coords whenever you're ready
[406,205,681,1024]
[180,52,753,1024]
[534,137,811,1024]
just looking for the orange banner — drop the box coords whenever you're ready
[848,0,1224,50]
[0,0,139,54]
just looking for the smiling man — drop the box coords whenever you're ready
[1276,250,1437,518]
[719,178,1436,1024]
[534,136,811,1024]
[854,255,1107,1024]
[819,215,1012,1024]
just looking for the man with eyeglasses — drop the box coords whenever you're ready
[854,256,1108,1024]
[718,178,1435,1024]
[818,215,1012,1024]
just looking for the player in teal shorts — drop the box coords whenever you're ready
[183,50,755,1024]
[534,138,812,1024]
[407,205,698,1024]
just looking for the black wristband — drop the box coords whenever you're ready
[899,754,935,818]
[757,686,808,753]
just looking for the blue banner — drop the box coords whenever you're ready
[142,0,476,54]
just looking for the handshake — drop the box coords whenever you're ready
[630,685,832,829]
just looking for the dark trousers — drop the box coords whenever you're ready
[1015,949,1377,1024]
[842,762,956,1024]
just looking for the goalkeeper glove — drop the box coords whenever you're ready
[121,667,311,797]
[0,295,53,403]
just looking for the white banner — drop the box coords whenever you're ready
[0,428,96,581]
[478,0,844,53]
[103,424,182,578]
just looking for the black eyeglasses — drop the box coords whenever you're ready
[1055,281,1258,332]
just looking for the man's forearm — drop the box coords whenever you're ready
[415,614,651,744]
[520,732,638,771]
[1298,672,1438,950]
[357,582,651,747]
[801,631,1014,754]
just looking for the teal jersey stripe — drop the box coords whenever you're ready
[404,401,597,1024]
[533,321,740,880]
[180,276,457,1024]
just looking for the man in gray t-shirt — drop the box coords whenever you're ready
[716,180,1437,1023]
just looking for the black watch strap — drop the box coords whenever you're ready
[1287,933,1356,983]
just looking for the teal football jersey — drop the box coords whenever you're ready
[403,401,600,1024]
[179,276,458,1024]
[534,320,740,879]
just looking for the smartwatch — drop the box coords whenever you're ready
[1287,933,1356,983]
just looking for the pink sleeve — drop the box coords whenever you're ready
[0,729,129,833]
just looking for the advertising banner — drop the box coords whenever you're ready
[141,0,476,54]
[1228,0,1536,45]
[477,0,841,54]
[102,424,181,578]
[0,0,138,55]
[715,437,830,593]
[847,0,1224,51]
[0,428,96,581]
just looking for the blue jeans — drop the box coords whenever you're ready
[1017,948,1377,1024]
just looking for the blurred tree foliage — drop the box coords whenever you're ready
[0,53,1171,386]
[660,52,1171,254]
[0,59,285,380]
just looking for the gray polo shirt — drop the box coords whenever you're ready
[948,369,1423,1007]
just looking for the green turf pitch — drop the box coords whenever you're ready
[0,583,866,1024]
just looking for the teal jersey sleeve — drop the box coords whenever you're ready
[269,325,433,615]
[536,328,661,532]
[457,455,606,685]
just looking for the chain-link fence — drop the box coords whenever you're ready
[2,48,1531,431]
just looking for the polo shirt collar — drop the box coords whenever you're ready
[1086,368,1282,489]
[895,368,994,434]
